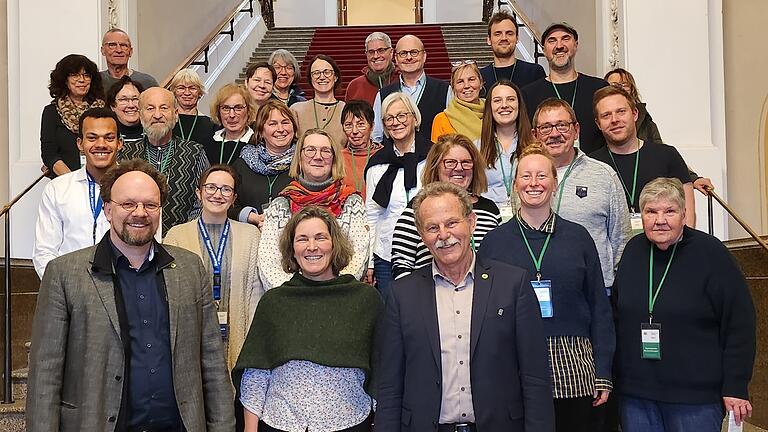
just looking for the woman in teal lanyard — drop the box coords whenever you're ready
[170,68,217,153]
[340,100,383,198]
[209,83,258,165]
[163,164,264,431]
[478,79,534,213]
[478,144,615,432]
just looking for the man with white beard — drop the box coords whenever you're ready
[118,87,210,234]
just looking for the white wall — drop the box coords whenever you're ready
[424,0,483,23]
[275,0,336,27]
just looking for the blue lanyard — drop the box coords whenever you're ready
[86,171,103,244]
[198,217,230,301]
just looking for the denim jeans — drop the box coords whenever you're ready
[373,255,393,298]
[620,396,724,432]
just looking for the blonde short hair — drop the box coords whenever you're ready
[209,83,258,126]
[639,177,685,212]
[168,68,206,96]
[381,91,422,137]
[289,128,346,181]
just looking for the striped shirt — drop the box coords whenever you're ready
[391,196,500,279]
[518,210,612,398]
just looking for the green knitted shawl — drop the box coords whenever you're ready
[232,273,383,394]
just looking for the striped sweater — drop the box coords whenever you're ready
[391,195,500,279]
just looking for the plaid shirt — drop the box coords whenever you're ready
[517,209,613,398]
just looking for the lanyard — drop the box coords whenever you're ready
[266,174,279,202]
[607,141,641,212]
[554,156,578,213]
[198,217,230,301]
[492,61,517,83]
[648,240,679,322]
[177,113,199,141]
[146,141,174,174]
[551,78,578,108]
[220,141,241,165]
[349,144,372,192]
[494,138,514,197]
[516,214,552,280]
[86,171,103,244]
[401,78,426,105]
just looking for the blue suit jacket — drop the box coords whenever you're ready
[374,257,555,432]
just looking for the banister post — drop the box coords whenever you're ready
[2,211,12,404]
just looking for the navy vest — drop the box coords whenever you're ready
[380,75,449,144]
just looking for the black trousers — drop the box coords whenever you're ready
[554,396,594,432]
[259,412,373,432]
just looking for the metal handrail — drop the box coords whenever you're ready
[706,188,768,253]
[2,171,47,404]
[159,0,258,87]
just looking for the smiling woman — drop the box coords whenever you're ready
[431,62,485,142]
[106,76,145,145]
[290,54,347,147]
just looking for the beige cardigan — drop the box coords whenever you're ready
[164,218,263,371]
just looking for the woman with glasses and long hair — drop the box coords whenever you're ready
[290,54,347,147]
[431,61,485,142]
[478,79,534,215]
[391,133,500,279]
[257,129,368,290]
[365,92,430,295]
[41,54,105,176]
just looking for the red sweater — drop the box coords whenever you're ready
[344,67,399,105]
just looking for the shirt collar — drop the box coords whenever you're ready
[213,126,254,143]
[431,253,476,288]
[392,140,416,157]
[516,209,556,233]
[399,71,426,89]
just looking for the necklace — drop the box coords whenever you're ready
[312,99,339,130]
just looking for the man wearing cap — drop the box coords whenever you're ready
[480,10,545,93]
[522,23,608,154]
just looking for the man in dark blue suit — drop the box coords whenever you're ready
[375,182,555,432]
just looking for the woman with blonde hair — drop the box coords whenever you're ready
[169,68,217,150]
[257,128,368,290]
[208,83,259,165]
[431,61,485,142]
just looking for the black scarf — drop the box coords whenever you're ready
[365,134,431,208]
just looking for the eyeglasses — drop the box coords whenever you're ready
[202,183,235,197]
[103,41,131,50]
[68,72,92,81]
[174,85,199,93]
[535,122,575,136]
[273,64,294,73]
[342,120,370,132]
[395,49,424,59]
[442,159,474,170]
[302,146,334,159]
[220,104,246,114]
[116,96,139,105]
[366,47,391,56]
[110,201,161,213]
[610,82,631,91]
[450,59,476,67]
[310,69,335,79]
[384,112,412,126]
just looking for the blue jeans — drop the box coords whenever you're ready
[620,396,724,432]
[373,255,393,298]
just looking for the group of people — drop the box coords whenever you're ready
[27,11,755,432]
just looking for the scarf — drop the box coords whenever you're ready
[279,178,358,217]
[365,134,431,208]
[365,63,395,90]
[239,142,295,175]
[232,273,383,395]
[56,97,106,134]
[444,97,485,141]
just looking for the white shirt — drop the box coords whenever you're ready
[365,159,426,261]
[32,168,110,278]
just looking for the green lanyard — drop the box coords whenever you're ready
[177,113,199,141]
[494,138,513,197]
[551,78,578,108]
[516,214,552,280]
[401,78,426,105]
[313,100,339,130]
[607,140,641,212]
[266,174,279,202]
[146,141,174,175]
[648,240,679,322]
[554,156,578,213]
[349,144,372,192]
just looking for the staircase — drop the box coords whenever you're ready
[243,22,494,100]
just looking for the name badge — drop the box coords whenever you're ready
[218,312,228,341]
[79,153,87,167]
[640,322,662,360]
[531,279,553,318]
[499,202,514,224]
[630,212,643,236]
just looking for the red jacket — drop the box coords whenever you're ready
[344,66,399,105]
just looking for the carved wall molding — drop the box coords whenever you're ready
[108,0,118,28]
[608,0,620,68]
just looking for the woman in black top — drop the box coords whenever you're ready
[40,54,104,177]
[208,83,258,165]
[169,68,217,150]
[106,76,144,145]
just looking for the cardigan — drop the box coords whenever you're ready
[163,218,264,371]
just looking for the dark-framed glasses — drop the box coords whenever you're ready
[342,120,370,132]
[395,49,424,59]
[535,122,575,136]
[110,201,161,213]
[383,112,412,126]
[310,69,334,79]
[202,183,235,197]
[302,146,334,159]
[442,159,474,170]
[366,47,391,56]
[220,104,246,114]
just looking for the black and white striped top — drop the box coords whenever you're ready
[391,196,501,279]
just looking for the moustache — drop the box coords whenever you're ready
[435,236,460,249]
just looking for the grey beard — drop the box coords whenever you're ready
[144,123,174,143]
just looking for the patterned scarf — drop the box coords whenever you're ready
[279,179,358,217]
[55,97,106,134]
[239,142,295,176]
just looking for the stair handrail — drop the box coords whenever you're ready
[496,0,545,64]
[159,0,260,88]
[706,188,768,253]
[2,171,47,404]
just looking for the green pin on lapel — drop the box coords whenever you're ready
[170,262,177,269]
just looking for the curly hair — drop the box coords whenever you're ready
[48,54,104,102]
[279,206,353,275]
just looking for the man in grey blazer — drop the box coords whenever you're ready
[26,158,234,431]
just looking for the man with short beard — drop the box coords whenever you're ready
[119,87,210,234]
[522,23,609,153]
[26,159,235,432]
[480,10,545,93]
[345,32,398,105]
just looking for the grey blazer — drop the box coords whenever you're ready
[25,234,235,432]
